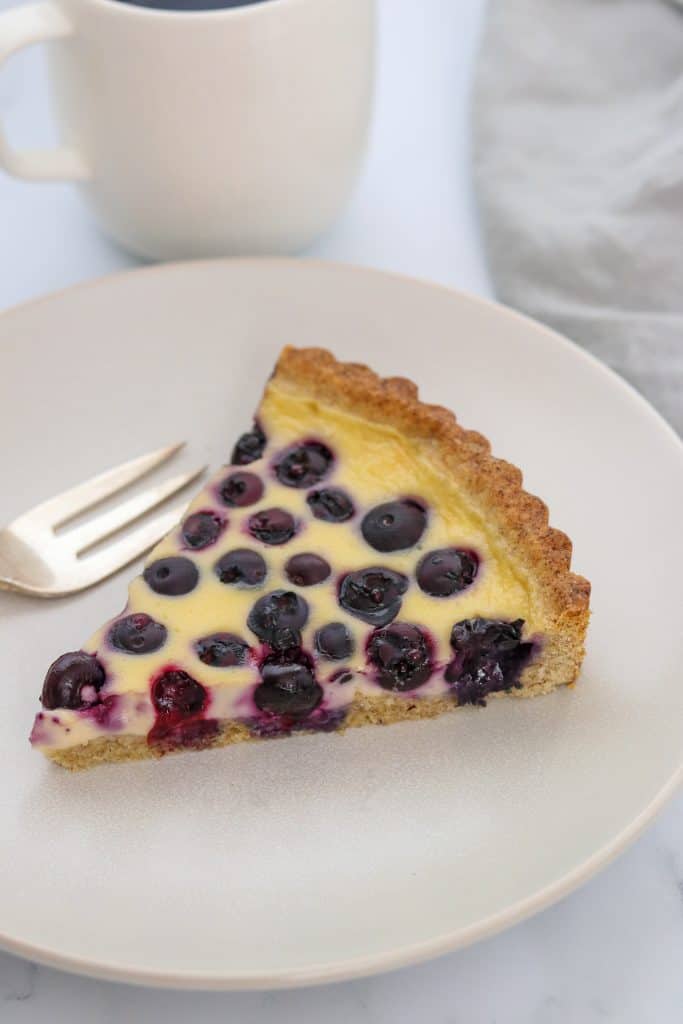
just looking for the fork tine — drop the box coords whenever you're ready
[73,504,189,588]
[69,467,206,555]
[21,443,186,529]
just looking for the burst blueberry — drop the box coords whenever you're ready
[231,423,266,465]
[151,670,207,716]
[367,622,432,691]
[307,487,355,522]
[248,507,296,545]
[416,547,479,597]
[109,613,167,654]
[445,618,533,706]
[247,589,309,649]
[214,548,267,587]
[195,633,250,667]
[274,440,333,488]
[338,566,408,626]
[181,510,225,550]
[254,649,322,719]
[41,651,106,710]
[218,471,264,508]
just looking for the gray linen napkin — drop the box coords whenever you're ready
[473,0,683,433]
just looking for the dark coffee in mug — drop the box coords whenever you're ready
[116,0,268,9]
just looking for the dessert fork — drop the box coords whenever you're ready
[0,443,204,597]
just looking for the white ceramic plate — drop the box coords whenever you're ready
[0,260,681,990]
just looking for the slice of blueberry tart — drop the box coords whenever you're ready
[30,347,591,769]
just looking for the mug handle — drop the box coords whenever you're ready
[0,1,89,181]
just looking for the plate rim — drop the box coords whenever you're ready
[1,766,681,990]
[2,256,681,456]
[1,257,681,990]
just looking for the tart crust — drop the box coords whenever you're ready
[270,346,590,692]
[41,346,590,770]
[46,688,546,770]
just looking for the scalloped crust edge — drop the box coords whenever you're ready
[43,346,591,770]
[267,345,591,695]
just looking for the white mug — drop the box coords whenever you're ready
[0,0,375,259]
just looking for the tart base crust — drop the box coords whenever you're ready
[39,347,591,770]
[271,347,591,691]
[45,680,563,771]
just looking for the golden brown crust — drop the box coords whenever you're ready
[269,346,590,686]
[45,683,563,770]
[44,346,590,771]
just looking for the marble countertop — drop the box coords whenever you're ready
[1,0,681,1019]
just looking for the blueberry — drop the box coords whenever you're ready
[338,567,408,626]
[445,618,533,706]
[247,589,309,649]
[285,552,331,586]
[151,670,207,716]
[218,471,264,508]
[231,423,266,465]
[368,622,433,691]
[109,613,167,654]
[195,632,250,667]
[214,548,267,587]
[416,548,479,597]
[254,649,322,719]
[181,510,225,550]
[143,556,199,596]
[41,651,106,710]
[274,441,333,488]
[361,499,427,552]
[315,622,354,660]
[248,507,297,545]
[307,487,355,523]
